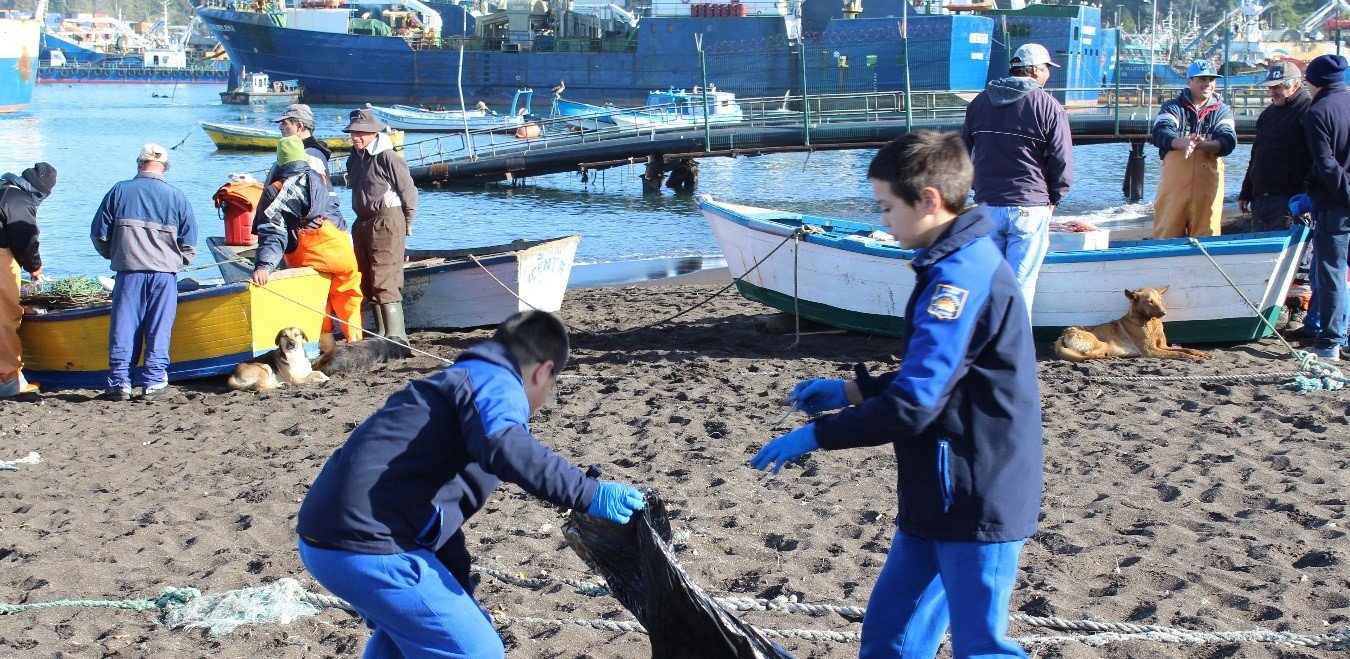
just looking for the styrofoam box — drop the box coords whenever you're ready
[1048,228,1109,251]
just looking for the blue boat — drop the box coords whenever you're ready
[554,87,744,131]
[0,7,41,113]
[39,30,109,64]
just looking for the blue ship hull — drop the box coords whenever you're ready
[39,32,108,64]
[1113,61,1268,88]
[0,55,37,111]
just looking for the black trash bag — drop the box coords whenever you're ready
[563,492,795,659]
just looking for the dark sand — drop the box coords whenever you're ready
[0,278,1346,658]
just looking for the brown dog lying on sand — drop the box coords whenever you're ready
[1053,287,1212,362]
[227,327,330,392]
[313,336,412,376]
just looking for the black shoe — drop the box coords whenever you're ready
[102,385,131,401]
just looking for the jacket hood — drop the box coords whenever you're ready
[986,76,1041,106]
[362,132,395,157]
[0,172,42,200]
[1178,89,1225,108]
[453,341,523,383]
[303,134,332,160]
[912,205,993,269]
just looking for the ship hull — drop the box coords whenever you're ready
[0,17,40,113]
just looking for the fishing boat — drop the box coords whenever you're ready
[606,87,744,131]
[368,89,534,133]
[701,198,1308,344]
[198,120,405,152]
[219,71,304,105]
[17,268,331,389]
[553,97,622,131]
[208,235,580,329]
[0,5,42,113]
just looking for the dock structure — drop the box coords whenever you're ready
[360,89,1263,193]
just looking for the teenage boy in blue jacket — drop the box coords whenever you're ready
[751,131,1043,659]
[297,310,645,659]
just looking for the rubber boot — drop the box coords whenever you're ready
[369,302,386,338]
[381,302,410,357]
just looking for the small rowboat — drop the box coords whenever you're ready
[18,268,331,389]
[199,121,406,152]
[367,89,535,133]
[208,234,580,329]
[701,197,1308,344]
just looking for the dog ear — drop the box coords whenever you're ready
[1124,289,1137,300]
[275,328,287,345]
[298,328,308,343]
[1157,286,1169,296]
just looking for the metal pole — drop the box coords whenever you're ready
[1148,0,1157,115]
[1113,26,1121,135]
[799,34,810,147]
[697,34,711,153]
[1001,15,1010,69]
[456,8,474,159]
[902,14,912,131]
[1222,2,1230,100]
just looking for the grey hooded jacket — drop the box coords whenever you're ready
[961,76,1073,207]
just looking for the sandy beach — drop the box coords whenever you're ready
[0,277,1345,659]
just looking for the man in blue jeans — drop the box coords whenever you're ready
[961,43,1072,316]
[91,144,197,400]
[1298,54,1350,360]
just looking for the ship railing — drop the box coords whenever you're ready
[409,32,636,54]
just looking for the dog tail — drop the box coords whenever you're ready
[226,373,249,390]
[1051,338,1089,362]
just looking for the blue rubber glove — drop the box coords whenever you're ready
[587,482,646,524]
[1289,194,1314,217]
[749,424,820,474]
[789,378,849,414]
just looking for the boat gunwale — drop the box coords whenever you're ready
[21,267,322,322]
[404,235,580,275]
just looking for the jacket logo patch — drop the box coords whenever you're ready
[928,284,969,320]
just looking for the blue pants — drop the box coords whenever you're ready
[1301,237,1347,342]
[107,271,177,388]
[1311,209,1350,350]
[860,529,1027,659]
[298,540,504,659]
[986,206,1050,316]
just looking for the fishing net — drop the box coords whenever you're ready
[162,578,326,635]
[20,276,111,311]
[564,492,794,659]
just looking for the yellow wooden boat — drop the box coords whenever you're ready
[18,268,331,389]
[199,120,406,152]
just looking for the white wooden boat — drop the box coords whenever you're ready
[700,197,1308,344]
[209,235,580,330]
[367,89,534,133]
[607,87,744,131]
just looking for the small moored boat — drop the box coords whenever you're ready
[367,89,535,133]
[701,197,1308,344]
[219,72,304,105]
[18,268,332,389]
[199,121,405,152]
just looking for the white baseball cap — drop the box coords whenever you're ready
[1010,43,1061,68]
[138,143,169,165]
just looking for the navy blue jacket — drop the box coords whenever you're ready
[1150,90,1238,161]
[1304,82,1350,212]
[91,172,198,273]
[961,77,1073,207]
[253,160,346,271]
[1239,86,1313,202]
[297,342,599,579]
[812,206,1043,543]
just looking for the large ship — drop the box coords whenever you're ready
[196,0,1106,106]
[0,2,43,113]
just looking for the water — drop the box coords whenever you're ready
[1,83,1257,278]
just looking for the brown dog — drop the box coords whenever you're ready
[227,327,331,391]
[1053,287,1212,362]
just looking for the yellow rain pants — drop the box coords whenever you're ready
[0,248,23,385]
[1152,148,1224,239]
[283,222,365,342]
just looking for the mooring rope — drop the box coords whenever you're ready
[465,253,542,312]
[250,283,450,366]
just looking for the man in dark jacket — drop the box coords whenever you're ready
[961,42,1072,316]
[273,103,334,183]
[1150,60,1239,238]
[1239,62,1313,231]
[754,132,1041,659]
[1297,54,1350,361]
[0,163,55,397]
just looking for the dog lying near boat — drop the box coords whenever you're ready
[313,336,412,376]
[227,327,330,392]
[1053,287,1213,362]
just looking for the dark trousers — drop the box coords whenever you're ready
[108,271,177,388]
[353,207,406,304]
[1249,194,1295,233]
[1312,208,1350,349]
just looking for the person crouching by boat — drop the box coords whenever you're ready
[344,108,416,349]
[91,144,198,401]
[273,103,334,183]
[252,136,364,350]
[1150,61,1238,239]
[0,163,56,397]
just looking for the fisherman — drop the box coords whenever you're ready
[344,108,417,348]
[273,103,334,183]
[296,310,645,658]
[1294,54,1350,361]
[752,131,1041,659]
[91,144,198,401]
[0,163,56,397]
[252,136,364,349]
[961,42,1072,314]
[1238,62,1313,232]
[1150,60,1238,239]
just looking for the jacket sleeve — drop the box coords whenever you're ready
[812,272,992,450]
[254,177,307,270]
[91,188,116,260]
[1305,111,1350,207]
[1043,103,1073,206]
[1151,102,1182,153]
[385,153,418,226]
[1239,156,1254,201]
[458,363,598,511]
[1212,105,1238,157]
[2,197,42,273]
[960,101,976,157]
[177,192,197,265]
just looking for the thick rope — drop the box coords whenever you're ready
[465,253,541,312]
[0,451,40,472]
[0,587,199,615]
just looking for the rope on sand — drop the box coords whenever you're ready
[0,452,40,472]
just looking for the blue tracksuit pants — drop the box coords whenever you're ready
[298,540,504,659]
[860,529,1027,659]
[107,271,177,388]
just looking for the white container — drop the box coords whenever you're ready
[1049,228,1110,251]
[651,0,693,16]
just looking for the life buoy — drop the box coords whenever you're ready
[515,122,541,139]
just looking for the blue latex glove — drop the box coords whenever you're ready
[1289,194,1314,217]
[750,424,821,474]
[587,482,646,524]
[789,378,849,414]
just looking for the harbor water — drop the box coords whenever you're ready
[3,84,1258,280]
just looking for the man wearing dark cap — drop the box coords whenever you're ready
[344,107,416,348]
[1296,54,1350,360]
[1238,61,1313,232]
[1150,60,1239,238]
[0,162,55,397]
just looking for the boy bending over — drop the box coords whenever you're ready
[297,310,645,658]
[751,131,1043,659]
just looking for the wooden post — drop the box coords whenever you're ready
[642,154,665,194]
[1123,141,1146,202]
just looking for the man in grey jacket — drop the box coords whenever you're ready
[91,144,197,401]
[961,43,1073,315]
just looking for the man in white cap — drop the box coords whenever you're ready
[1150,60,1238,238]
[91,143,198,401]
[961,43,1072,316]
